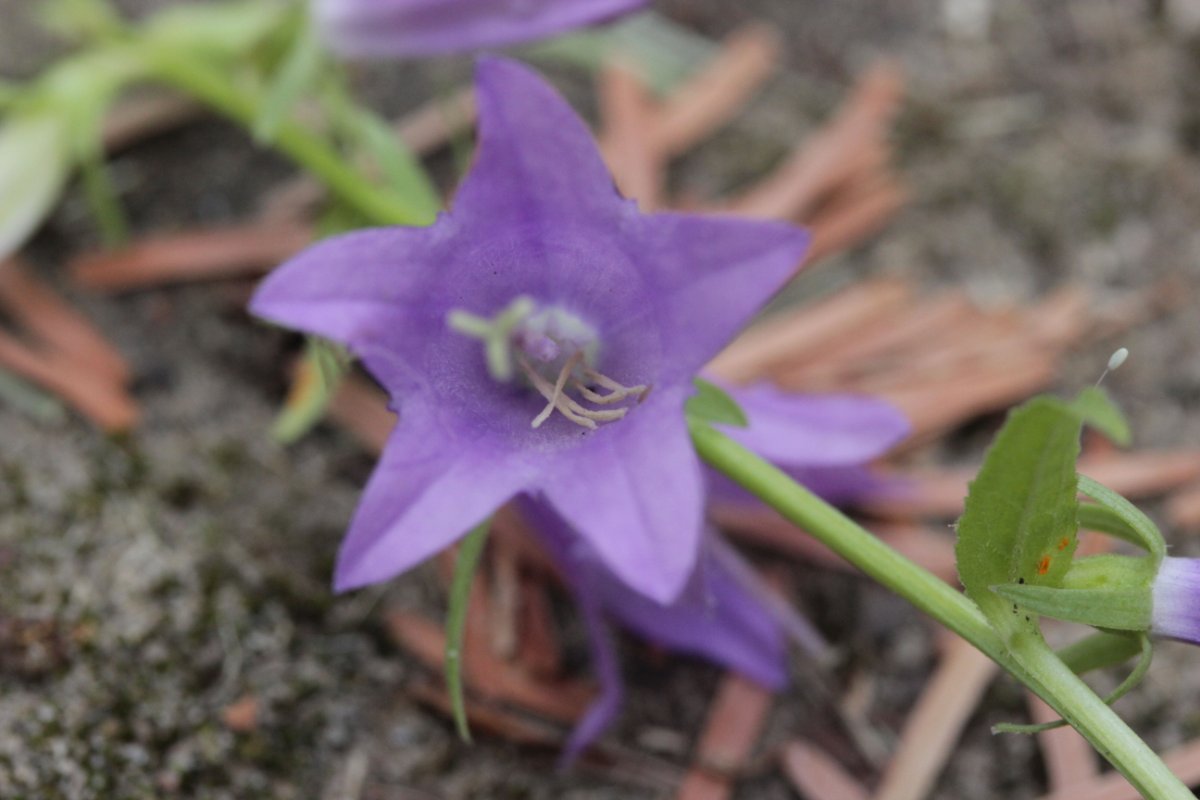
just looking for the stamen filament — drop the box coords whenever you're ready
[518,353,598,429]
[532,352,583,428]
[574,380,648,405]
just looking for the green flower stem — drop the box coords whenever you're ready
[144,51,425,226]
[690,422,1192,799]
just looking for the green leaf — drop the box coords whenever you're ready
[346,111,440,224]
[0,112,72,260]
[686,378,748,428]
[446,519,490,743]
[1071,386,1131,446]
[143,0,288,59]
[955,397,1083,638]
[1078,475,1166,561]
[254,22,324,145]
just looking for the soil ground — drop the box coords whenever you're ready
[1,0,1199,798]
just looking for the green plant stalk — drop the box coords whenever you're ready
[446,520,490,743]
[144,51,426,226]
[691,422,1191,799]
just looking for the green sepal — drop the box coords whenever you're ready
[1078,475,1166,561]
[1079,502,1151,552]
[687,378,748,428]
[1057,630,1145,675]
[1061,553,1158,591]
[991,583,1151,632]
[446,519,490,743]
[1070,386,1131,447]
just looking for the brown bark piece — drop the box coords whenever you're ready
[710,504,957,582]
[0,259,130,385]
[395,86,477,157]
[0,330,137,431]
[385,610,593,725]
[407,678,563,748]
[515,577,563,679]
[790,290,976,388]
[1027,692,1098,792]
[650,24,781,157]
[865,450,1200,520]
[874,636,998,800]
[675,674,774,800]
[220,695,260,733]
[1038,737,1200,800]
[1167,481,1200,530]
[801,176,908,265]
[101,92,204,153]
[779,740,869,800]
[707,277,914,384]
[873,354,1057,443]
[325,374,395,455]
[70,223,312,292]
[727,61,904,221]
[598,62,664,210]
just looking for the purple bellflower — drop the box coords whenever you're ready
[522,384,908,759]
[1151,557,1200,645]
[314,0,649,58]
[250,57,811,604]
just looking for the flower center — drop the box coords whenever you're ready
[447,296,650,430]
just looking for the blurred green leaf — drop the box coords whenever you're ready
[143,0,288,60]
[686,378,748,428]
[254,22,324,145]
[447,520,490,743]
[0,112,72,260]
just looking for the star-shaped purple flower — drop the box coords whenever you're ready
[314,0,649,58]
[251,57,810,603]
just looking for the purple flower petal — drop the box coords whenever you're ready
[315,0,647,58]
[539,388,702,604]
[333,403,531,591]
[723,385,910,468]
[453,57,629,230]
[249,226,448,351]
[631,214,810,384]
[599,541,790,689]
[1152,557,1200,644]
[560,577,623,765]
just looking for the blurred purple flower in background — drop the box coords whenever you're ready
[522,385,907,758]
[314,0,649,57]
[250,57,810,604]
[715,383,910,505]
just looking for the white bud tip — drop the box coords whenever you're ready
[1107,347,1129,371]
